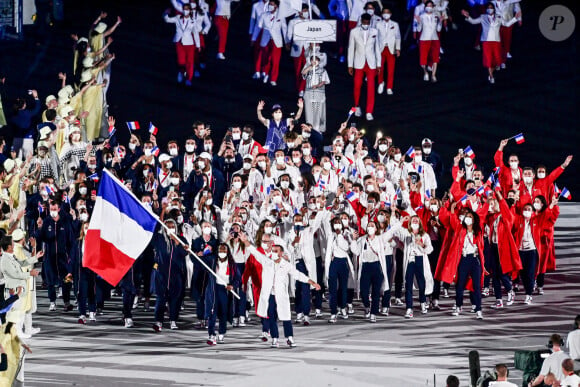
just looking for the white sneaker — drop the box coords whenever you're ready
[340,308,349,319]
[507,290,515,305]
[380,307,389,316]
[286,336,296,347]
[439,47,444,55]
[252,72,261,79]
[524,295,532,305]
[153,322,163,332]
[88,312,96,321]
[124,318,134,328]
[270,81,277,86]
[347,304,354,314]
[170,321,178,330]
[431,299,441,310]
[78,315,86,324]
[263,74,269,83]
[538,287,544,295]
[49,302,57,311]
[386,88,393,95]
[442,289,450,298]
[354,107,362,117]
[217,334,225,344]
[490,300,504,309]
[423,73,429,82]
[394,298,404,307]
[427,66,433,72]
[133,295,139,309]
[369,314,377,323]
[57,288,62,298]
[421,303,428,314]
[431,75,437,83]
[207,335,217,346]
[470,305,477,313]
[377,82,385,94]
[216,53,226,60]
[303,315,310,326]
[298,90,304,97]
[295,313,304,323]
[500,63,506,69]
[488,76,495,84]
[328,314,337,323]
[260,332,270,342]
[233,317,239,327]
[476,311,483,320]
[452,306,461,316]
[271,338,279,348]
[366,113,374,121]
[482,287,490,297]
[315,309,323,318]
[364,309,371,319]
[404,308,414,319]
[507,52,512,59]
[239,316,246,327]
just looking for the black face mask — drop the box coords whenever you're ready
[506,198,515,207]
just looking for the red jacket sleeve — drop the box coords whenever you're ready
[494,150,505,168]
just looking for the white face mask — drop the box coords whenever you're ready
[523,176,533,185]
[218,252,227,259]
[425,6,433,13]
[302,11,309,18]
[88,163,97,170]
[411,223,419,231]
[302,148,311,156]
[308,203,317,211]
[143,169,150,177]
[537,172,546,179]
[280,181,289,189]
[522,210,532,219]
[258,161,267,170]
[232,132,241,141]
[144,149,152,157]
[276,156,285,165]
[509,161,518,170]
[333,223,342,231]
[376,170,385,179]
[79,187,88,195]
[204,144,212,152]
[264,226,273,234]
[382,13,391,20]
[459,215,465,223]
[361,24,370,30]
[206,198,213,206]
[268,4,276,12]
[272,195,282,204]
[367,227,376,235]
[177,215,184,224]
[429,205,438,212]
[233,181,242,189]
[128,143,137,151]
[292,157,301,164]
[183,10,191,16]
[533,202,542,211]
[366,184,374,192]
[197,160,206,169]
[170,177,180,186]
[335,146,343,154]
[202,226,212,235]
[273,112,282,120]
[242,132,250,141]
[50,210,59,218]
[414,155,422,163]
[185,144,195,153]
[341,219,349,227]
[287,142,295,149]
[377,215,386,223]
[79,213,89,222]
[348,134,355,142]
[323,162,331,171]
[243,162,252,170]
[464,157,473,166]
[166,161,173,169]
[261,243,269,250]
[169,148,178,156]
[366,9,374,15]
[464,217,473,226]
[302,131,311,139]
[378,144,388,153]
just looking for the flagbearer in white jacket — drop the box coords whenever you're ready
[347,13,382,121]
[415,0,442,83]
[164,4,200,86]
[376,8,400,95]
[240,232,320,348]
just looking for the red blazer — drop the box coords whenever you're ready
[485,198,522,278]
[494,150,522,195]
[512,207,558,269]
[434,203,456,282]
[241,249,264,313]
[517,185,543,212]
[534,166,564,200]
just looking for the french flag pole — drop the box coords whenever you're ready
[85,169,239,298]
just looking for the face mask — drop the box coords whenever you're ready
[522,210,532,219]
[302,131,311,139]
[506,198,515,207]
[204,144,212,152]
[333,223,342,231]
[272,196,282,204]
[411,223,419,231]
[287,142,295,149]
[302,11,309,18]
[239,162,250,171]
[376,170,385,179]
[415,155,422,163]
[339,219,348,228]
[302,148,311,156]
[537,172,546,179]
[486,8,494,14]
[292,157,301,164]
[166,161,173,170]
[167,227,176,234]
[464,157,473,166]
[170,177,180,186]
[88,163,97,170]
[523,176,533,185]
[143,169,150,177]
[425,6,433,13]
[169,148,178,156]
[366,184,374,192]
[185,144,195,153]
[268,4,275,12]
[144,149,152,157]
[361,24,369,30]
[206,198,213,206]
[276,156,285,165]
[464,217,473,226]
[533,202,542,211]
[232,132,241,141]
[394,153,402,162]
[79,187,88,195]
[348,134,355,142]
[323,162,331,171]
[382,13,391,20]
[233,181,242,189]
[367,227,376,235]
[308,203,317,211]
[335,146,343,154]
[177,215,184,224]
[378,215,386,223]
[79,213,89,222]
[488,206,495,213]
[242,132,250,141]
[191,4,197,9]
[183,10,191,15]
[264,226,273,234]
[202,226,212,235]
[378,144,388,153]
[128,143,137,151]
[280,181,290,189]
[509,161,518,170]
[366,9,374,15]
[197,160,205,169]
[198,129,206,137]
[273,112,282,120]
[256,161,266,171]
[218,252,227,259]
[50,210,59,218]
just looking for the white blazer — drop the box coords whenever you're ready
[466,14,518,42]
[253,10,288,48]
[192,11,211,35]
[417,13,442,41]
[248,246,311,321]
[164,14,200,47]
[249,0,269,34]
[287,17,308,57]
[347,26,382,69]
[377,19,401,54]
[347,0,368,22]
[350,235,389,293]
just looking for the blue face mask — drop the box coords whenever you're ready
[487,8,494,15]
[294,225,305,232]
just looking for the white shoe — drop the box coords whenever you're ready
[286,336,296,347]
[427,66,433,72]
[49,302,57,311]
[507,52,512,59]
[394,298,404,307]
[431,75,437,83]
[303,315,310,326]
[488,76,495,84]
[364,309,371,319]
[239,316,246,327]
[421,303,428,314]
[78,315,86,325]
[315,309,323,318]
[153,322,163,332]
[133,295,139,309]
[476,311,483,320]
[216,53,226,60]
[298,90,304,97]
[263,74,269,83]
[482,287,490,297]
[271,338,279,348]
[88,312,96,322]
[386,88,393,95]
[57,288,62,298]
[328,314,337,323]
[470,305,477,313]
[500,63,506,69]
[295,313,304,323]
[404,308,413,319]
[439,47,444,55]
[347,304,354,314]
[124,318,134,328]
[340,308,349,319]
[442,289,450,298]
[270,81,277,86]
[538,287,544,295]
[507,290,515,305]
[354,107,362,117]
[431,299,441,310]
[252,72,261,79]
[423,73,429,82]
[490,300,504,309]
[377,82,385,94]
[380,307,389,316]
[260,332,270,342]
[366,113,374,121]
[524,295,532,305]
[232,317,239,327]
[207,335,217,346]
[217,334,225,344]
[369,314,377,323]
[170,321,178,330]
[452,306,461,316]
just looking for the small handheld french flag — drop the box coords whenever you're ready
[88,173,100,182]
[151,146,160,157]
[126,121,140,131]
[345,190,356,202]
[560,187,572,200]
[348,107,357,117]
[476,185,485,195]
[425,190,431,199]
[554,184,561,195]
[62,192,70,204]
[149,122,158,136]
[37,201,44,214]
[108,126,116,137]
[203,244,212,255]
[514,133,525,144]
[405,146,415,159]
[45,185,55,196]
[460,194,468,205]
[464,146,475,159]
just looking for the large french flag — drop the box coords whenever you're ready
[84,169,158,286]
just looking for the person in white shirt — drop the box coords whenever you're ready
[462,3,520,84]
[301,55,330,134]
[488,363,518,387]
[250,0,270,79]
[492,0,522,67]
[376,8,400,95]
[530,334,570,386]
[163,4,200,86]
[251,0,288,86]
[240,233,320,348]
[415,0,442,82]
[214,0,240,59]
[567,315,580,360]
[286,5,310,96]
[347,13,382,121]
[561,358,580,387]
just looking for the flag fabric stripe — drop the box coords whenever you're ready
[464,146,475,159]
[514,133,525,144]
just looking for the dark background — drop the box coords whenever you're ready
[1,0,578,195]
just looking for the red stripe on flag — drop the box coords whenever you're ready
[84,230,138,286]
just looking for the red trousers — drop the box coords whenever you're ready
[214,16,229,54]
[482,41,502,69]
[419,40,440,67]
[176,41,195,81]
[253,31,263,73]
[195,34,206,66]
[293,50,306,92]
[260,41,282,82]
[499,25,513,62]
[353,64,376,114]
[378,48,396,89]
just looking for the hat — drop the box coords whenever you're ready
[38,140,49,149]
[82,57,94,68]
[158,153,171,163]
[67,126,81,137]
[77,37,89,44]
[45,95,56,105]
[271,104,282,111]
[39,126,52,140]
[60,105,74,117]
[3,159,15,174]
[243,154,254,161]
[422,138,433,146]
[11,229,25,242]
[57,88,69,99]
[94,22,107,34]
[199,152,212,160]
[64,85,74,97]
[80,69,93,83]
[58,96,70,105]
[466,188,476,196]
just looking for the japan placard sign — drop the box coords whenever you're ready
[294,20,337,42]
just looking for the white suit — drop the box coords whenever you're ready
[164,15,200,47]
[347,26,382,69]
[253,10,288,48]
